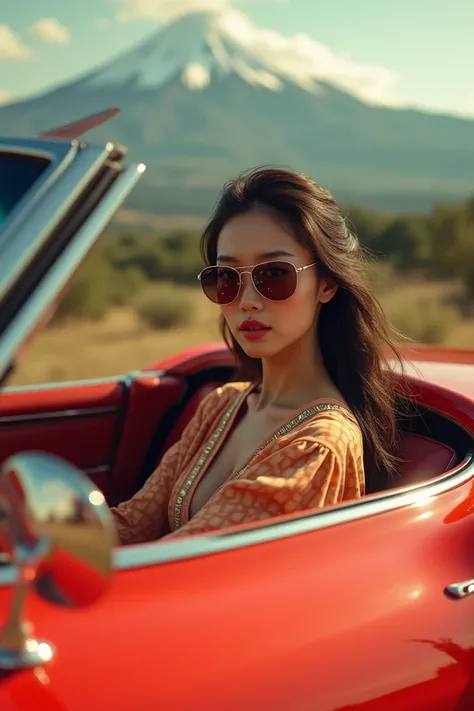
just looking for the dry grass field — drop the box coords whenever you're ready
[10,287,222,386]
[9,281,474,388]
[113,209,206,234]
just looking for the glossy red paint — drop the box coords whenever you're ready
[400,370,474,431]
[38,108,120,139]
[2,343,474,710]
[149,340,235,374]
[2,473,474,711]
[399,343,474,365]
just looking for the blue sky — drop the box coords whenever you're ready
[0,0,473,116]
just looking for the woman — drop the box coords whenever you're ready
[112,167,402,545]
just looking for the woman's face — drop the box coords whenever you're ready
[215,209,336,361]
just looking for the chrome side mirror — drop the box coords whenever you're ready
[0,452,117,670]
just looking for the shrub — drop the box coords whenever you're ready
[51,255,116,324]
[133,282,194,330]
[109,267,147,306]
[364,259,396,294]
[382,294,461,345]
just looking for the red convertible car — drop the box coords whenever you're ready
[1,125,474,711]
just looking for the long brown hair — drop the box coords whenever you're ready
[200,167,404,483]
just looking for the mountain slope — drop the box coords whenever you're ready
[1,11,474,215]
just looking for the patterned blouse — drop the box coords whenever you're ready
[111,382,365,545]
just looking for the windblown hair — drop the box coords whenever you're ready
[200,167,404,484]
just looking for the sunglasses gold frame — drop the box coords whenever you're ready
[197,260,317,304]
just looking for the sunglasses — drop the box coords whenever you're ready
[197,260,317,305]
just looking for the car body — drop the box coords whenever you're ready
[1,130,474,711]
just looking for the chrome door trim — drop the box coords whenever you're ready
[83,464,111,477]
[0,405,119,426]
[112,453,474,572]
[1,455,473,588]
[2,376,124,394]
[0,161,145,378]
[1,369,166,394]
[0,369,168,425]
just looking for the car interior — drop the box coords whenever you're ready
[0,346,473,521]
[134,356,474,498]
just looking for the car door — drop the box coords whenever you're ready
[0,370,185,504]
[2,454,474,711]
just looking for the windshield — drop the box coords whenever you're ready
[0,151,51,229]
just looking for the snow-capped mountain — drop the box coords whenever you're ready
[1,10,474,215]
[86,11,292,93]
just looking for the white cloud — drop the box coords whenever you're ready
[0,90,13,105]
[112,0,286,20]
[420,95,474,120]
[222,11,401,106]
[0,25,31,59]
[113,0,229,22]
[459,96,474,118]
[30,18,70,45]
[111,1,401,106]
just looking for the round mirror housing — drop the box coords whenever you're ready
[0,451,117,670]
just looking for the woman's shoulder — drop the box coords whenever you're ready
[292,402,363,454]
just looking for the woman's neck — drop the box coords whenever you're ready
[252,330,343,412]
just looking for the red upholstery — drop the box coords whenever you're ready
[162,382,221,452]
[110,375,184,506]
[397,432,456,486]
[163,383,458,490]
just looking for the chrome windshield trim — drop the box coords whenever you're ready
[1,454,472,587]
[0,143,114,302]
[0,140,78,243]
[0,162,145,378]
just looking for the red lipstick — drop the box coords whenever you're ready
[239,320,271,341]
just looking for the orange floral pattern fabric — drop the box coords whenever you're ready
[111,382,365,545]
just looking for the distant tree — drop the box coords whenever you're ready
[466,195,474,223]
[117,233,140,248]
[133,282,194,329]
[427,199,474,297]
[344,205,387,254]
[376,216,431,269]
[162,229,199,254]
[428,203,466,277]
[51,254,115,323]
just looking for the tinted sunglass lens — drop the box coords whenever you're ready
[253,261,297,300]
[200,267,240,304]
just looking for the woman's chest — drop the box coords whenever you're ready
[188,415,280,519]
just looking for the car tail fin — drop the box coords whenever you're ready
[38,107,120,139]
